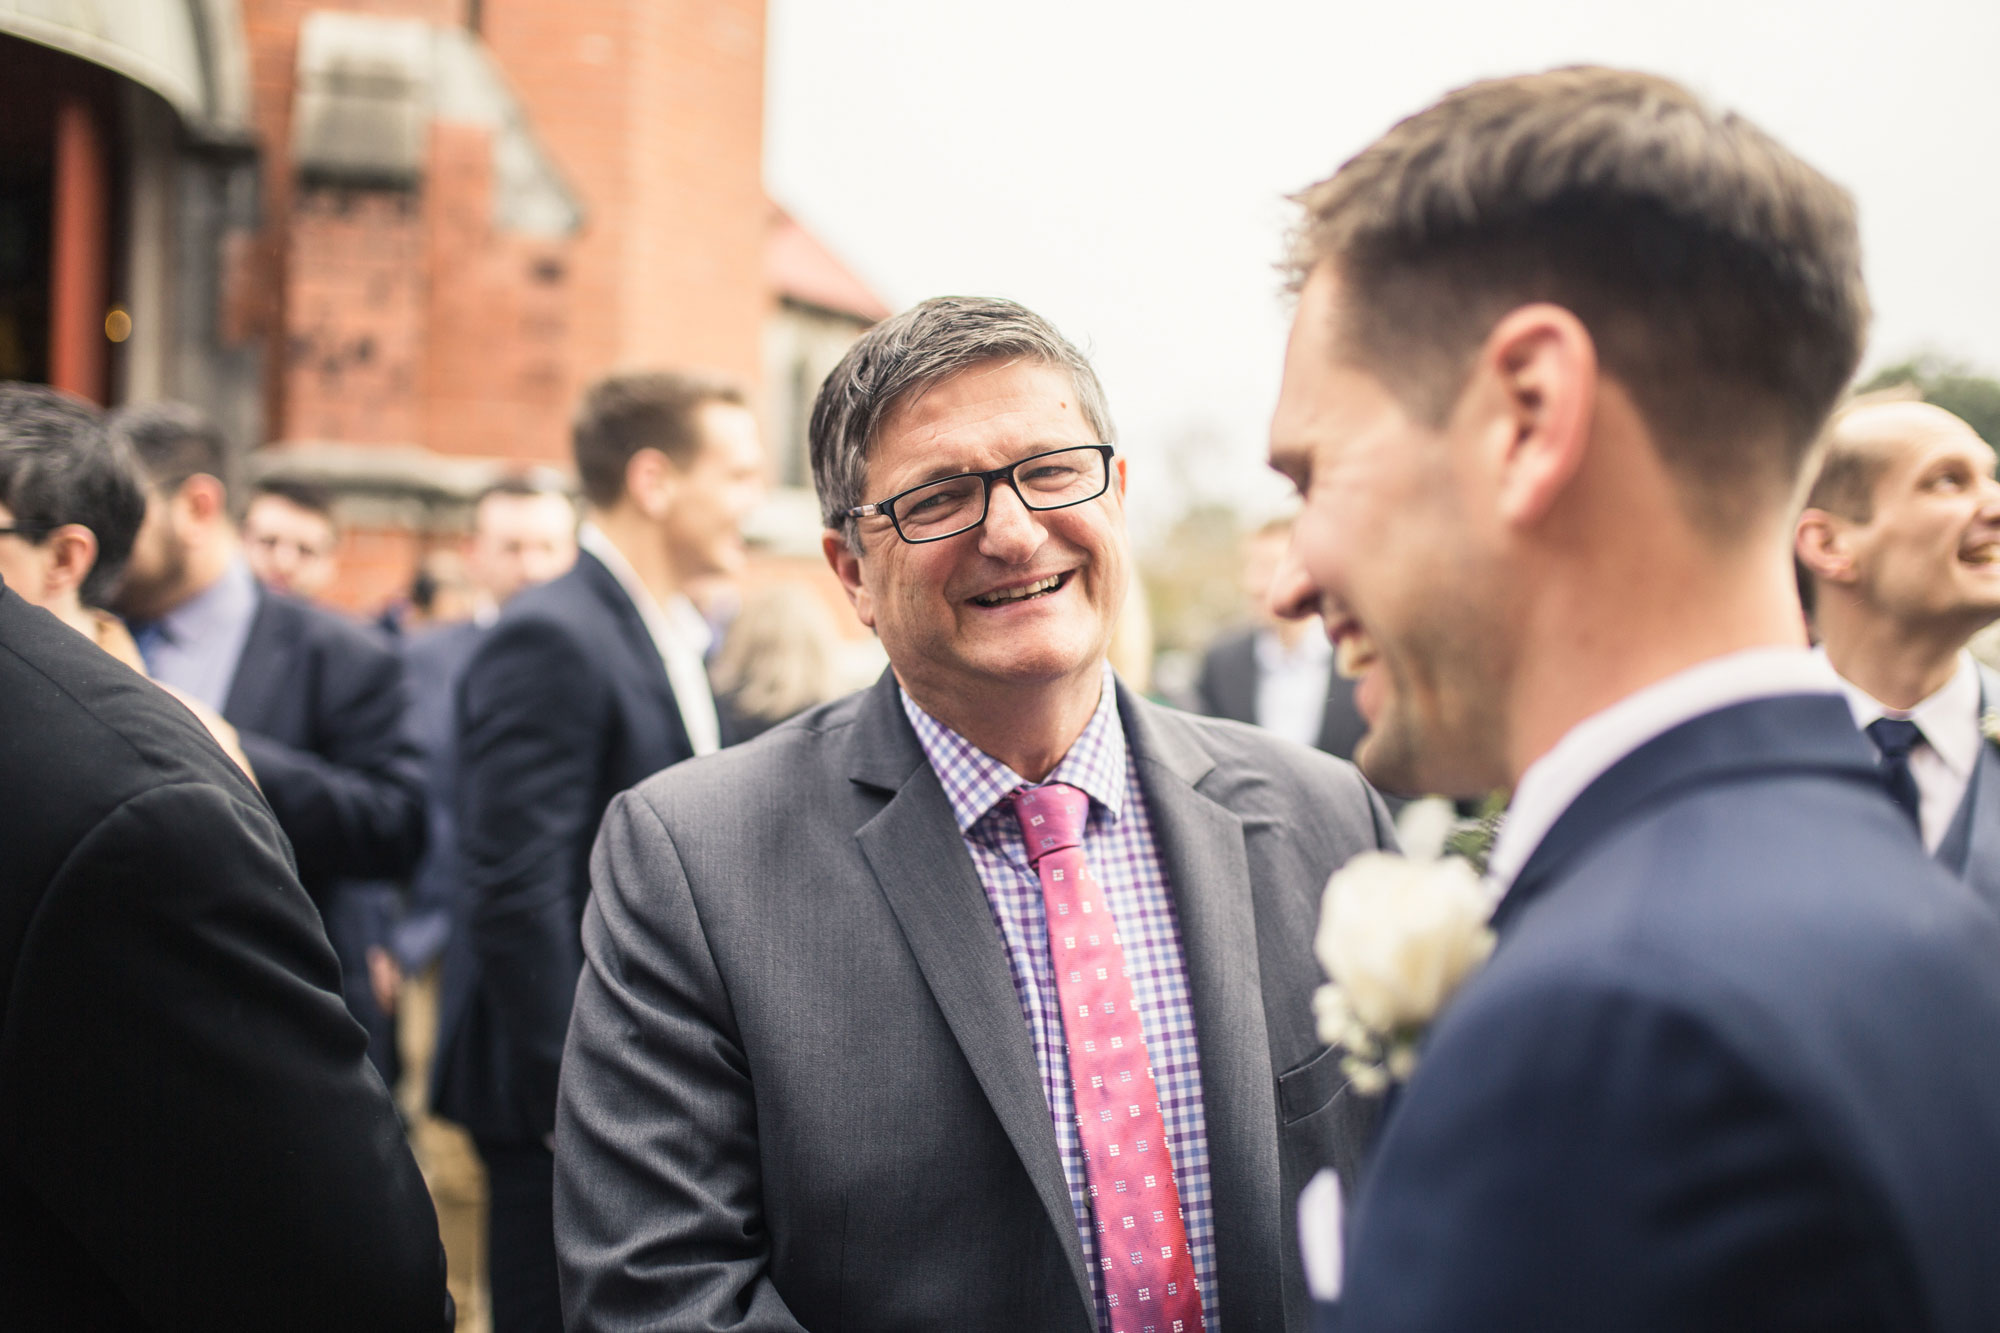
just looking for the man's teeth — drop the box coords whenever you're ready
[1963,544,2000,565]
[1334,631,1378,680]
[975,574,1062,606]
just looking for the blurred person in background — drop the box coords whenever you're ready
[1195,513,1366,762]
[709,580,841,739]
[0,384,251,775]
[109,402,426,1086]
[0,393,451,1331]
[242,476,339,601]
[379,474,577,1333]
[439,371,762,1333]
[1796,397,2000,913]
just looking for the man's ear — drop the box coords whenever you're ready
[1476,303,1597,528]
[822,528,875,630]
[40,524,99,599]
[1795,508,1856,585]
[179,474,228,525]
[624,447,680,521]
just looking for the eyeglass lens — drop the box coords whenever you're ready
[895,447,1107,541]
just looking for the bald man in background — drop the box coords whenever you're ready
[1796,398,2000,915]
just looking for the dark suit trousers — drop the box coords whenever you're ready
[476,1136,563,1333]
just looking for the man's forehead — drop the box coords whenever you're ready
[872,359,1093,472]
[1841,402,1990,469]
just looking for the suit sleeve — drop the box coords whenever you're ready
[235,625,427,882]
[555,790,809,1333]
[1335,977,1894,1330]
[0,780,451,1331]
[456,615,608,1139]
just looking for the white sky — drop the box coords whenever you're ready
[766,0,2000,535]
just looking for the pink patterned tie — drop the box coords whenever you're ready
[1011,783,1206,1333]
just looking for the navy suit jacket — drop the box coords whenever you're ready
[1195,626,1367,762]
[222,587,428,902]
[434,550,712,1143]
[1933,663,2000,918]
[1333,694,2000,1331]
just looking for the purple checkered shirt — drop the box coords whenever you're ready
[903,669,1218,1332]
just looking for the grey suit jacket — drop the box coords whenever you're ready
[555,671,1394,1333]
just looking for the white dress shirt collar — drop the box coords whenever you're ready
[1486,648,1842,893]
[577,521,720,756]
[1825,648,1982,852]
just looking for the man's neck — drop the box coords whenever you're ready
[901,666,1106,783]
[588,506,683,609]
[1504,543,1809,789]
[1819,603,1976,711]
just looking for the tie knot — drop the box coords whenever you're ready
[1009,781,1089,864]
[1866,716,1924,761]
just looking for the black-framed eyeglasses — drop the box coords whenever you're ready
[845,444,1116,544]
[0,524,49,542]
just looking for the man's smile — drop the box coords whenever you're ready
[969,569,1074,607]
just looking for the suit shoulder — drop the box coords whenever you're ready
[257,592,398,666]
[1161,701,1370,793]
[625,689,868,811]
[0,595,266,888]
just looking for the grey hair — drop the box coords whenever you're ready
[808,295,1115,548]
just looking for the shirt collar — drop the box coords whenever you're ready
[902,663,1127,833]
[1826,647,1982,782]
[577,520,712,655]
[157,555,258,647]
[1486,647,1842,892]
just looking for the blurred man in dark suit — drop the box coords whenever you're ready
[390,476,577,1331]
[1196,514,1366,761]
[1271,67,2000,1331]
[109,403,426,1083]
[1,507,451,1327]
[1797,398,2000,914]
[438,372,763,1333]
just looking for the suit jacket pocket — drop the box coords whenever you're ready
[1277,1044,1348,1125]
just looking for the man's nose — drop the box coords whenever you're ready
[977,480,1046,561]
[1266,540,1320,622]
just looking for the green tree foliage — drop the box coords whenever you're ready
[1858,355,2000,446]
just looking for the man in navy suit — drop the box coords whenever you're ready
[436,371,763,1333]
[110,403,427,1084]
[1797,398,2000,916]
[1269,67,2000,1330]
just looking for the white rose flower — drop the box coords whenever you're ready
[1311,851,1498,1090]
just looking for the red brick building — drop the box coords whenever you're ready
[0,0,880,614]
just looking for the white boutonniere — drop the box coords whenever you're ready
[1981,707,2000,747]
[1313,851,1498,1095]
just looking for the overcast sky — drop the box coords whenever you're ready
[765,0,2000,534]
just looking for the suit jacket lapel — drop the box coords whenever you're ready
[844,673,1093,1317]
[1496,694,1883,935]
[221,590,291,730]
[1945,667,2000,916]
[576,551,693,757]
[1122,685,1286,1329]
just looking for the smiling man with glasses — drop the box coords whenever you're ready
[555,295,1396,1333]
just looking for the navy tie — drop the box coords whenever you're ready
[1865,717,1924,833]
